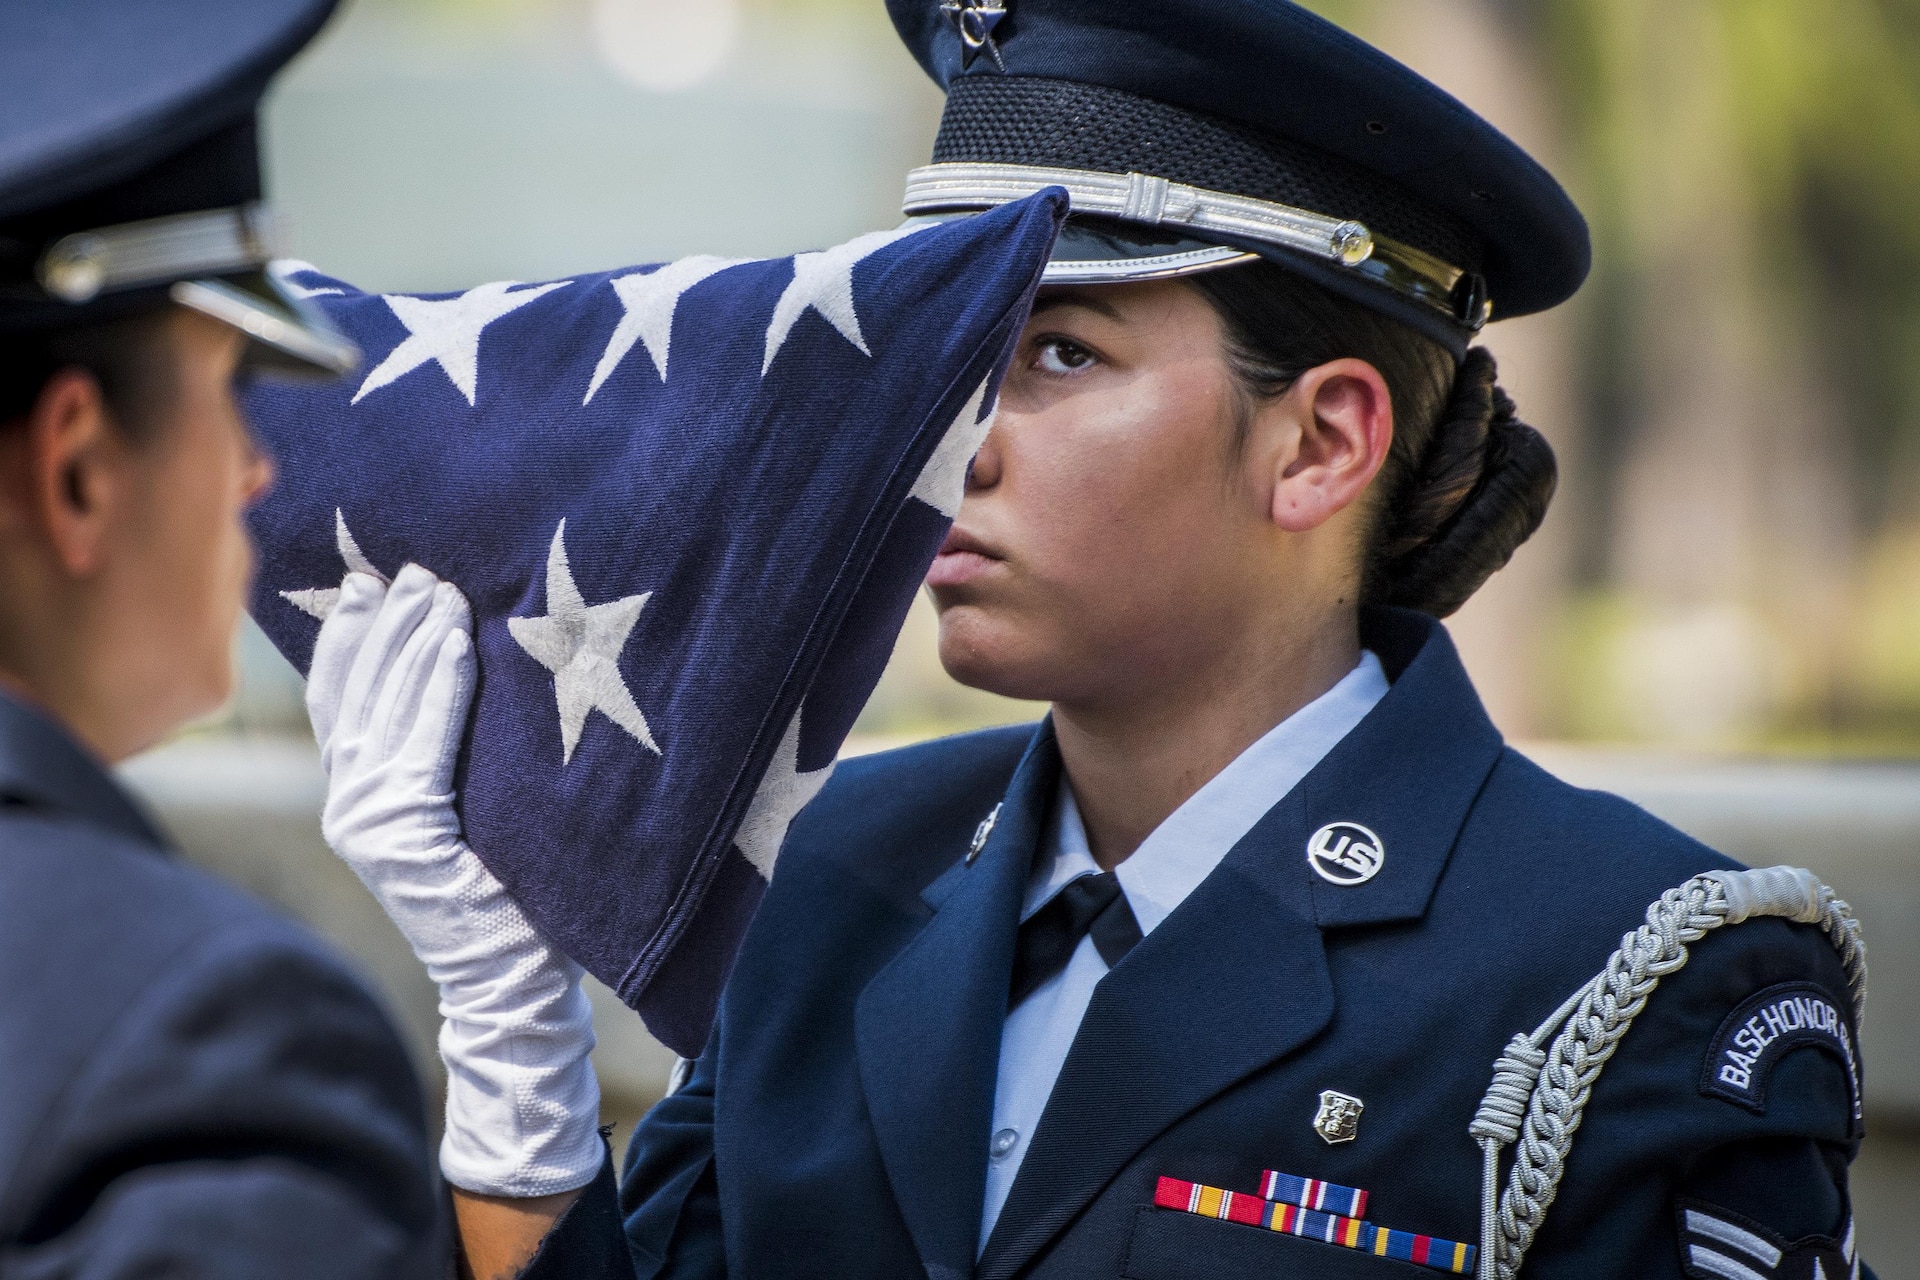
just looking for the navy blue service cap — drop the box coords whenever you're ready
[889,0,1592,356]
[0,0,356,376]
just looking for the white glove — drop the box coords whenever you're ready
[308,564,602,1198]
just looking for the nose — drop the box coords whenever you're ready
[241,437,275,507]
[967,417,1004,492]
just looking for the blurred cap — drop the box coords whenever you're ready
[888,0,1593,356]
[0,0,356,376]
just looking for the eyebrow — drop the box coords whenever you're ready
[1030,289,1126,323]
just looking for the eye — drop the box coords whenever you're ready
[1031,336,1099,376]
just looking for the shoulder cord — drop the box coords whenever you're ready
[1465,866,1867,1280]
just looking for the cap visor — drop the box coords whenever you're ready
[170,271,359,378]
[906,212,1258,284]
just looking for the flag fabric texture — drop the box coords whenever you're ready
[242,193,1065,1055]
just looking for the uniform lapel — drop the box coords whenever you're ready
[854,721,1058,1280]
[977,611,1506,1280]
[975,794,1335,1280]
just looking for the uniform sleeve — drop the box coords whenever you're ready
[622,1039,728,1279]
[0,926,447,1280]
[1523,915,1873,1279]
[520,1039,725,1280]
[517,1146,635,1280]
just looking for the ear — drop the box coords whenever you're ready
[7,368,129,578]
[1266,357,1393,534]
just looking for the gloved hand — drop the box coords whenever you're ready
[307,564,602,1197]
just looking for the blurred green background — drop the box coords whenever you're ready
[153,0,1920,1268]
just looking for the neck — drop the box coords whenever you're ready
[1051,606,1360,871]
[0,664,123,764]
[0,582,155,765]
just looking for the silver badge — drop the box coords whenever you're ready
[1314,1090,1364,1144]
[966,802,1001,865]
[939,0,1009,72]
[1306,821,1384,886]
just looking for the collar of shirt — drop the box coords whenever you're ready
[1019,650,1390,934]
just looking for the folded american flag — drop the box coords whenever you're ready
[242,193,1064,1053]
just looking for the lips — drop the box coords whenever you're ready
[927,526,1004,588]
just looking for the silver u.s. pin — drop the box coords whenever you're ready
[966,803,1002,865]
[1306,822,1385,886]
[1315,1090,1364,1144]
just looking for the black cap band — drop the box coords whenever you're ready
[918,75,1493,352]
[934,77,1484,276]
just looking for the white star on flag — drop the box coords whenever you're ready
[908,377,994,519]
[354,279,572,406]
[732,710,834,878]
[762,224,928,375]
[508,519,661,765]
[281,509,386,620]
[585,255,749,403]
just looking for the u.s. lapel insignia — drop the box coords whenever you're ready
[939,0,1009,72]
[966,802,1001,866]
[1307,821,1385,886]
[1314,1089,1364,1144]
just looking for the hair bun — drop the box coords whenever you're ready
[1376,348,1557,618]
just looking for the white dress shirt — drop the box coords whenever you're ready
[977,651,1390,1252]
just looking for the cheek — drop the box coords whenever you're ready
[1007,373,1237,587]
[146,407,254,639]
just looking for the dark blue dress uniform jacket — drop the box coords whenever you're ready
[0,693,446,1278]
[535,609,1870,1279]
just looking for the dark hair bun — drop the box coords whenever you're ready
[1374,347,1557,618]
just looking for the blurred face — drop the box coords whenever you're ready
[93,311,273,751]
[927,280,1294,708]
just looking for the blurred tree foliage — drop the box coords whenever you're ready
[1542,0,1920,741]
[1298,0,1920,745]
[1541,0,1920,529]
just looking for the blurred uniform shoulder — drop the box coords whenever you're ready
[781,723,1038,895]
[0,802,350,1015]
[0,806,440,1268]
[1473,744,1743,892]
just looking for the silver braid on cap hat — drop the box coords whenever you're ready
[1467,866,1866,1280]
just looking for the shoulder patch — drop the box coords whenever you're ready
[1677,1198,1857,1280]
[1699,982,1862,1134]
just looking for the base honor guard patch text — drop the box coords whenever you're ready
[1699,982,1863,1133]
[1678,1199,1858,1280]
[1154,1176,1475,1275]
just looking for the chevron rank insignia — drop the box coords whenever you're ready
[1678,1199,1858,1280]
[1154,1176,1474,1274]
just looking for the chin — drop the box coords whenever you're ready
[934,606,1062,704]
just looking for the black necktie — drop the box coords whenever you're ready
[1009,871,1143,1006]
